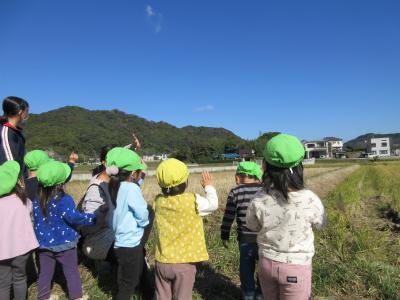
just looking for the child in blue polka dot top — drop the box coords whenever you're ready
[32,160,97,300]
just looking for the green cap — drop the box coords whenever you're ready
[0,160,20,197]
[156,158,189,188]
[37,161,71,187]
[105,147,146,171]
[24,150,50,171]
[264,133,305,168]
[236,161,262,181]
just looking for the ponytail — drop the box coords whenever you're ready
[92,144,117,176]
[108,169,131,207]
[2,96,29,124]
[92,165,104,176]
[38,184,65,217]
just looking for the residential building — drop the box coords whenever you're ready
[368,137,391,157]
[303,137,344,159]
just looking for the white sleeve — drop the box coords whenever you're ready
[311,195,326,230]
[195,185,219,217]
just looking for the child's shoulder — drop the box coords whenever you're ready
[291,189,319,199]
[59,192,73,200]
[251,188,269,203]
[121,181,141,193]
[0,194,27,206]
[235,183,264,192]
[56,193,75,205]
[155,191,195,201]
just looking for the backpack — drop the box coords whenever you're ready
[78,183,115,260]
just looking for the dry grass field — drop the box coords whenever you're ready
[26,162,400,299]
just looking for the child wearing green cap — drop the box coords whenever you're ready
[105,147,150,300]
[246,134,326,300]
[154,158,219,300]
[24,150,79,201]
[32,160,98,300]
[221,161,264,300]
[0,160,39,300]
[24,149,51,201]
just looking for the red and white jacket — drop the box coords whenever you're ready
[0,122,27,178]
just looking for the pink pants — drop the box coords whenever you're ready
[258,257,312,300]
[155,262,197,300]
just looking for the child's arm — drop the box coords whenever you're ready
[61,195,96,226]
[220,190,236,243]
[65,151,79,183]
[245,199,262,232]
[124,133,141,151]
[127,184,149,228]
[195,171,218,217]
[310,194,326,229]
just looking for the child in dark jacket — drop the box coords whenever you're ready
[32,160,97,300]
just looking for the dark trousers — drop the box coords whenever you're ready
[37,248,82,300]
[239,242,262,299]
[0,253,29,300]
[114,245,144,300]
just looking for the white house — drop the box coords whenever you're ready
[303,137,344,159]
[369,137,391,157]
[142,154,168,162]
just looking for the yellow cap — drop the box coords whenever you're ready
[156,158,189,188]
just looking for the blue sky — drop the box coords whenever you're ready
[0,0,399,141]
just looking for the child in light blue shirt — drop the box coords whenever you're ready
[113,181,149,248]
[105,147,149,299]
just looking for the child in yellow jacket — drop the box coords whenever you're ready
[154,158,218,300]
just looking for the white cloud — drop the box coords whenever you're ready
[146,5,162,33]
[146,5,155,17]
[195,105,214,112]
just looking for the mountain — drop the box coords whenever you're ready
[23,106,247,162]
[344,133,400,150]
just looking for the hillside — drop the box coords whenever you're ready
[344,133,400,150]
[23,106,246,161]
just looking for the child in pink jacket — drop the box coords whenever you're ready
[0,160,39,300]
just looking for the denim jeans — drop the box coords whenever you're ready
[239,242,263,299]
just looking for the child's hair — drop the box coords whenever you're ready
[108,169,132,207]
[1,96,29,124]
[236,173,259,181]
[161,182,187,196]
[92,144,117,176]
[262,160,304,201]
[38,184,65,217]
[13,183,28,205]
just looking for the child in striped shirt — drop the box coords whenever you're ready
[221,161,264,300]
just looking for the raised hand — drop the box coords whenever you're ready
[132,133,141,151]
[200,171,213,188]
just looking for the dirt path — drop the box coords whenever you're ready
[306,165,360,198]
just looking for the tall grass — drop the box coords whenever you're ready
[313,164,400,299]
